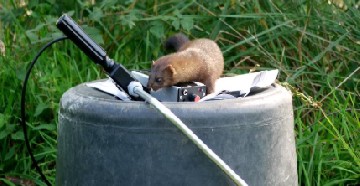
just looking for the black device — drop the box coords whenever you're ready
[131,72,207,102]
[150,83,206,102]
[56,14,143,100]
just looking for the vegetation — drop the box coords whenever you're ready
[0,0,359,185]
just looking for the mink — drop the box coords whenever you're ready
[147,34,224,94]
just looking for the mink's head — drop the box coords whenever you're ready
[147,56,177,91]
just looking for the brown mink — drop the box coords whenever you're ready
[147,34,224,94]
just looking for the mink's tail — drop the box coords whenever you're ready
[165,33,189,52]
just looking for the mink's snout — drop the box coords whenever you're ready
[146,79,160,91]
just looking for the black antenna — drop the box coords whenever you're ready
[56,14,143,99]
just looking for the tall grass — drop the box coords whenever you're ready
[0,0,359,185]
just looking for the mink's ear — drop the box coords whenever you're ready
[165,64,177,76]
[152,60,155,65]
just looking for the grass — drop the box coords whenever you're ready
[0,0,359,185]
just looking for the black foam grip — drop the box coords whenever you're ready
[57,14,145,98]
[56,14,112,70]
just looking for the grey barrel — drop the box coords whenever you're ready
[56,80,297,186]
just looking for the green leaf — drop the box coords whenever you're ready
[180,17,193,31]
[89,7,104,22]
[44,16,58,25]
[150,21,165,39]
[35,102,50,117]
[0,124,15,140]
[82,25,104,45]
[51,32,64,39]
[25,23,47,43]
[0,113,7,129]
[15,66,26,81]
[5,146,15,160]
[66,10,75,17]
[0,131,8,140]
[11,130,24,140]
[120,16,136,29]
[25,30,38,43]
[173,9,182,18]
[34,123,56,131]
[0,178,16,186]
[172,18,180,30]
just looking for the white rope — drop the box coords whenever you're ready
[133,87,248,186]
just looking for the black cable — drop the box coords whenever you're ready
[21,36,68,186]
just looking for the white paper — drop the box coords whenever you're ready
[86,78,131,101]
[199,69,278,101]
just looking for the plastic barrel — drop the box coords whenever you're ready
[56,80,297,186]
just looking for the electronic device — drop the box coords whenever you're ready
[131,71,207,102]
[152,83,206,102]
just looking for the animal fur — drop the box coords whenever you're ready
[147,34,224,94]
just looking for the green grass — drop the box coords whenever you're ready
[0,0,359,185]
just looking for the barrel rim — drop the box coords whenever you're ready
[61,80,291,108]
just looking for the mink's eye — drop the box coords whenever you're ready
[155,77,162,83]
